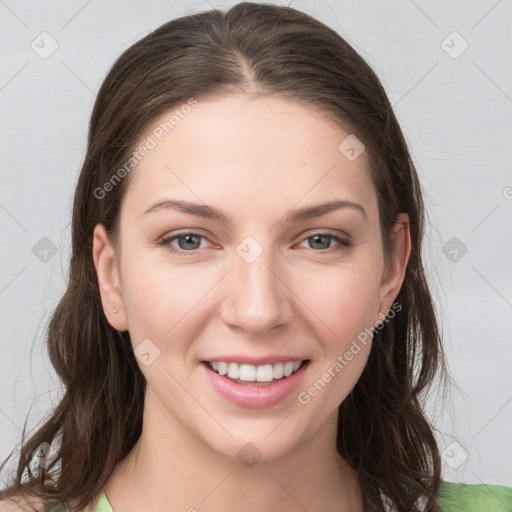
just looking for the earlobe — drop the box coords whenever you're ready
[378,213,411,315]
[92,223,129,332]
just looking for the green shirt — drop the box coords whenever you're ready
[51,481,512,511]
[437,482,512,512]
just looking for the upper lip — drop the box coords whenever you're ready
[203,356,310,366]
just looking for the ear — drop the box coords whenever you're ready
[92,223,129,332]
[377,213,411,316]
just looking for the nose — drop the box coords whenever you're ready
[220,244,294,335]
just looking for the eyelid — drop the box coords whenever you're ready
[295,229,352,252]
[298,228,351,241]
[159,227,351,242]
[157,229,216,251]
[158,228,352,255]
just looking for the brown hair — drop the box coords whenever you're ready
[0,3,448,511]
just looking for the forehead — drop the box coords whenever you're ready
[120,93,377,223]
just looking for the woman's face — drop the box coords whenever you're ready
[94,93,409,462]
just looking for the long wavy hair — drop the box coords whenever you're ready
[1,3,448,511]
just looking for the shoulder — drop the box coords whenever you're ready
[0,494,46,512]
[0,493,100,512]
[439,481,512,512]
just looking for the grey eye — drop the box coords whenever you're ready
[307,234,332,250]
[176,234,203,250]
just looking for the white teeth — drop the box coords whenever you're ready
[227,362,239,379]
[218,362,228,376]
[239,364,256,382]
[208,360,305,383]
[256,364,274,382]
[273,362,284,379]
[283,362,294,377]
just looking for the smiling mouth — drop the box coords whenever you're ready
[202,360,310,385]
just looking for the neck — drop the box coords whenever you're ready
[103,390,364,512]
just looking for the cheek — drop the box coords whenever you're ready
[295,269,378,412]
[120,253,218,344]
[296,259,382,342]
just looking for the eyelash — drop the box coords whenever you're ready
[157,230,351,256]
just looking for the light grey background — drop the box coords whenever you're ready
[1,0,511,489]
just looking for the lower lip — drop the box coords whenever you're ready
[202,361,310,409]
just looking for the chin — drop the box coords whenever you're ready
[202,420,309,466]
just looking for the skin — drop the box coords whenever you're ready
[92,93,411,512]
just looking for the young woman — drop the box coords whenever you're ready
[1,3,511,511]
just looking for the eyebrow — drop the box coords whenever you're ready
[143,198,367,223]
